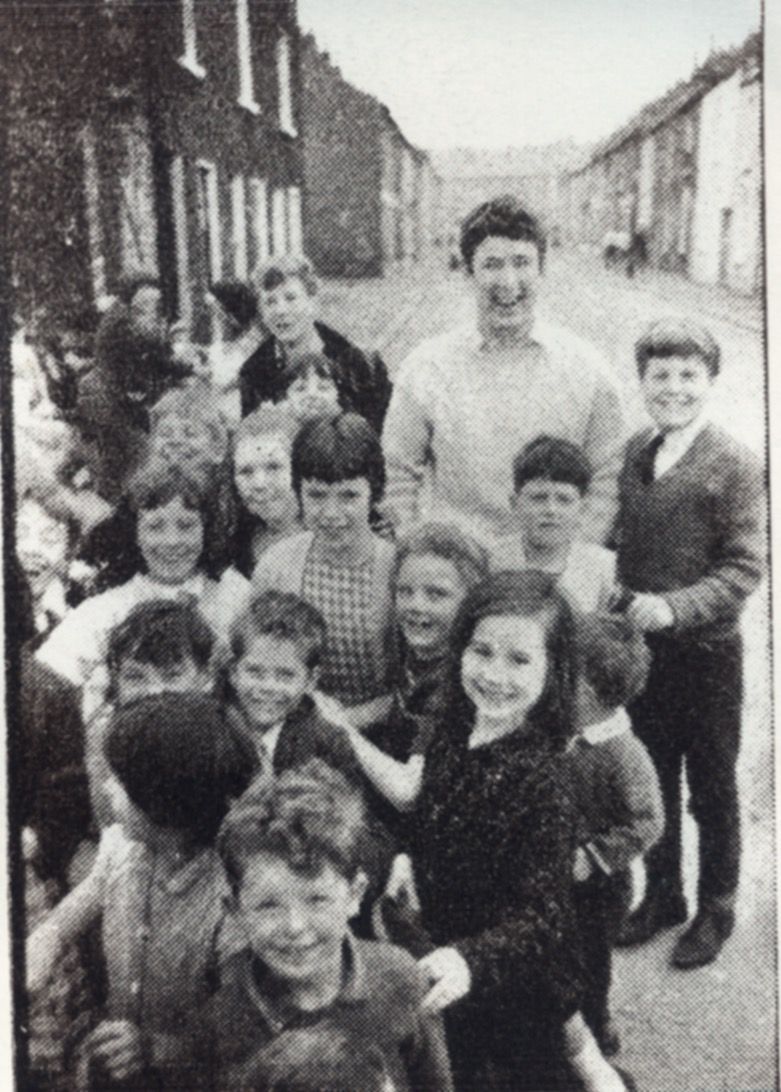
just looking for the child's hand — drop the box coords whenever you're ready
[573,846,593,882]
[419,946,471,1012]
[83,1020,144,1081]
[626,593,674,632]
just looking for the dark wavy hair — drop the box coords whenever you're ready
[444,570,578,750]
[460,195,546,273]
[218,759,368,894]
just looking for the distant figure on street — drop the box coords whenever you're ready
[382,197,624,543]
[74,275,191,501]
[239,255,392,435]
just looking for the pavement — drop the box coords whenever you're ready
[320,249,776,1092]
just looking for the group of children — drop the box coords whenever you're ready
[16,250,765,1091]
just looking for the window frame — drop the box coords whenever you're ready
[276,31,298,136]
[178,0,206,79]
[235,0,260,114]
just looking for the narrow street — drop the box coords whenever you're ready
[321,250,775,1092]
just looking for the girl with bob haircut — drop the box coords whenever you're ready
[340,522,490,811]
[239,254,391,434]
[403,570,626,1091]
[253,413,396,729]
[37,458,249,702]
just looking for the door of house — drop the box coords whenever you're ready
[719,208,733,286]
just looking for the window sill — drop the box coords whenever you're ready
[238,97,261,116]
[177,54,206,80]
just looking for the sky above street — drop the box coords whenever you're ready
[296,0,761,150]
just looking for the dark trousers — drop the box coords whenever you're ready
[628,634,743,911]
[574,869,632,1040]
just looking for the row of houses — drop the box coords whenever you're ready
[6,0,439,336]
[557,33,762,295]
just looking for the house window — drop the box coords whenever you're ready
[231,174,248,278]
[286,186,303,253]
[249,178,270,271]
[179,0,205,78]
[236,0,259,113]
[271,188,288,255]
[118,122,158,277]
[170,156,192,326]
[276,32,297,136]
[195,160,222,282]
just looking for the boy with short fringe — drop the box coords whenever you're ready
[614,319,764,968]
[196,760,453,1091]
[493,435,617,613]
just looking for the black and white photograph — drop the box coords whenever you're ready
[1,1,773,1089]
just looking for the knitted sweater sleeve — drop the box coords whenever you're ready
[587,735,664,874]
[662,445,765,631]
[580,369,625,545]
[381,351,433,528]
[453,767,578,1013]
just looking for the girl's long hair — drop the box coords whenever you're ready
[444,569,578,750]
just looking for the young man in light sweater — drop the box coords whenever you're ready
[614,319,765,969]
[381,196,624,544]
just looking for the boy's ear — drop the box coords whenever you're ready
[306,665,320,692]
[509,492,518,511]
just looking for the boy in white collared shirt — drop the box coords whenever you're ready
[614,319,764,968]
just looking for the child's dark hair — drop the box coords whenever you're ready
[513,435,593,496]
[218,759,368,894]
[240,1027,392,1092]
[105,693,258,845]
[460,195,546,273]
[575,613,650,710]
[291,412,385,505]
[127,458,211,515]
[395,521,489,591]
[106,599,215,695]
[210,279,259,331]
[634,319,720,378]
[447,570,577,749]
[278,351,350,408]
[229,591,326,671]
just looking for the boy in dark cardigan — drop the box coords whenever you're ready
[614,319,765,968]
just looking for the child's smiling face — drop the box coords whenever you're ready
[395,553,467,658]
[300,478,372,548]
[234,435,294,521]
[17,497,68,602]
[512,478,583,553]
[152,413,215,469]
[137,497,204,585]
[236,852,364,995]
[232,634,316,729]
[282,369,340,424]
[461,614,548,727]
[641,354,713,433]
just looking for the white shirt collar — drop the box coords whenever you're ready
[579,706,631,746]
[654,413,708,452]
[131,572,207,600]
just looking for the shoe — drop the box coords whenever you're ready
[671,907,735,969]
[616,893,688,948]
